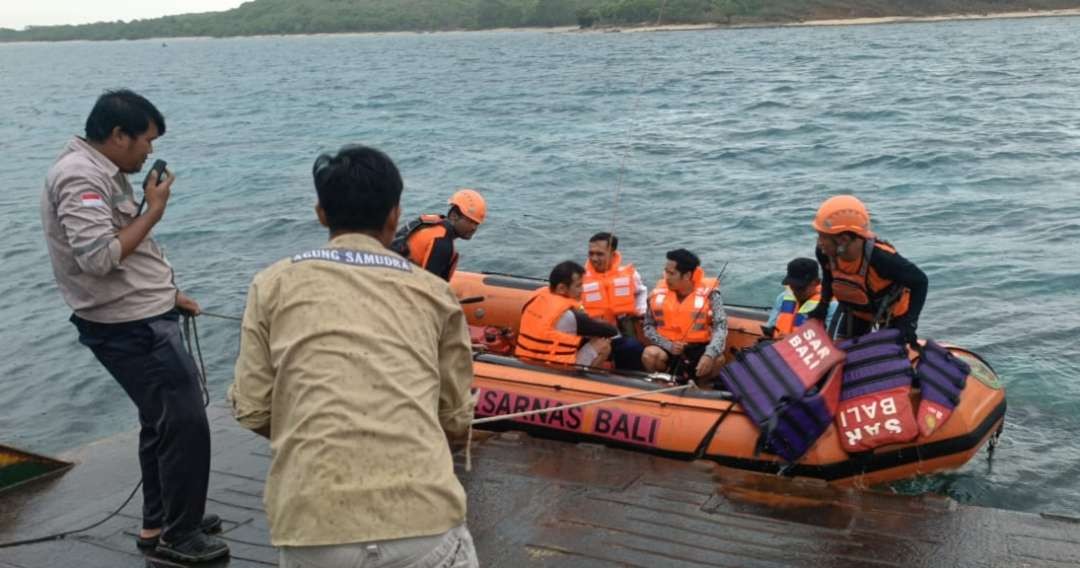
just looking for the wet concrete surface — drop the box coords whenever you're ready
[1,404,1078,567]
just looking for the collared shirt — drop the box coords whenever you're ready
[228,233,475,547]
[41,137,176,323]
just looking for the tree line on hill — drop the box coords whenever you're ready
[2,0,1078,42]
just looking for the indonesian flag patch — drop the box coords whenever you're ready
[80,192,107,208]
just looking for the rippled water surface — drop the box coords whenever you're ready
[1,18,1079,514]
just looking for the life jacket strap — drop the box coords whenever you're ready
[870,284,904,329]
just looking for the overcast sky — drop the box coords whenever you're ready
[1,1,247,30]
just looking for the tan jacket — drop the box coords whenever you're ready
[40,137,176,323]
[228,233,475,546]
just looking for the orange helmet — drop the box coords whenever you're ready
[812,195,873,238]
[449,189,486,224]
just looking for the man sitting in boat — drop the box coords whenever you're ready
[582,232,647,370]
[641,249,728,384]
[764,257,837,338]
[515,261,619,368]
[808,195,928,344]
[390,188,486,281]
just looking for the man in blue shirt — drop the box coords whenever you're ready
[764,257,836,338]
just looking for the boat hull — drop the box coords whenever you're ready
[0,444,73,494]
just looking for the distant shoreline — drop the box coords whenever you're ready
[585,7,1080,34]
[3,7,1080,44]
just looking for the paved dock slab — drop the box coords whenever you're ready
[2,404,1078,567]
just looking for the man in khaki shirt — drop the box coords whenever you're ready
[228,144,478,567]
[41,90,228,563]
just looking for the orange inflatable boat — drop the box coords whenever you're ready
[453,271,1006,486]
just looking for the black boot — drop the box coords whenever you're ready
[137,514,223,550]
[155,532,230,563]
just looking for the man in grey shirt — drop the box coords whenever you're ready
[40,90,227,563]
[641,249,728,385]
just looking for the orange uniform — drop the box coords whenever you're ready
[649,274,717,344]
[581,252,640,325]
[514,289,584,365]
[828,239,911,321]
[774,285,823,337]
[391,215,459,281]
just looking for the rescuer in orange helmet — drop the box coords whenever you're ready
[809,195,928,344]
[391,189,486,281]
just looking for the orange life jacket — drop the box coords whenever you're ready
[391,214,459,280]
[514,288,584,365]
[830,238,910,322]
[649,268,716,344]
[774,285,823,338]
[582,252,639,325]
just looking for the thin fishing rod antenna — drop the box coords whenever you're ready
[715,261,730,285]
[607,0,670,239]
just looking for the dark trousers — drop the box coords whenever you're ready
[830,305,876,339]
[611,336,645,371]
[665,343,709,384]
[71,311,210,542]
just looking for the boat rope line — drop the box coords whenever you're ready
[200,310,244,322]
[183,313,212,407]
[464,380,694,471]
[607,0,669,241]
[0,480,144,549]
[691,398,738,460]
[160,309,713,474]
[0,313,215,550]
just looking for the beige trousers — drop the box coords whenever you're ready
[280,524,478,568]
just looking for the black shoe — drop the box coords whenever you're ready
[155,532,230,563]
[136,514,223,550]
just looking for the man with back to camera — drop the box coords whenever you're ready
[40,90,227,562]
[228,144,479,567]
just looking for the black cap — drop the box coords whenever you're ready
[782,258,819,288]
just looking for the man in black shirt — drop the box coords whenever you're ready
[809,195,928,344]
[391,189,486,281]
